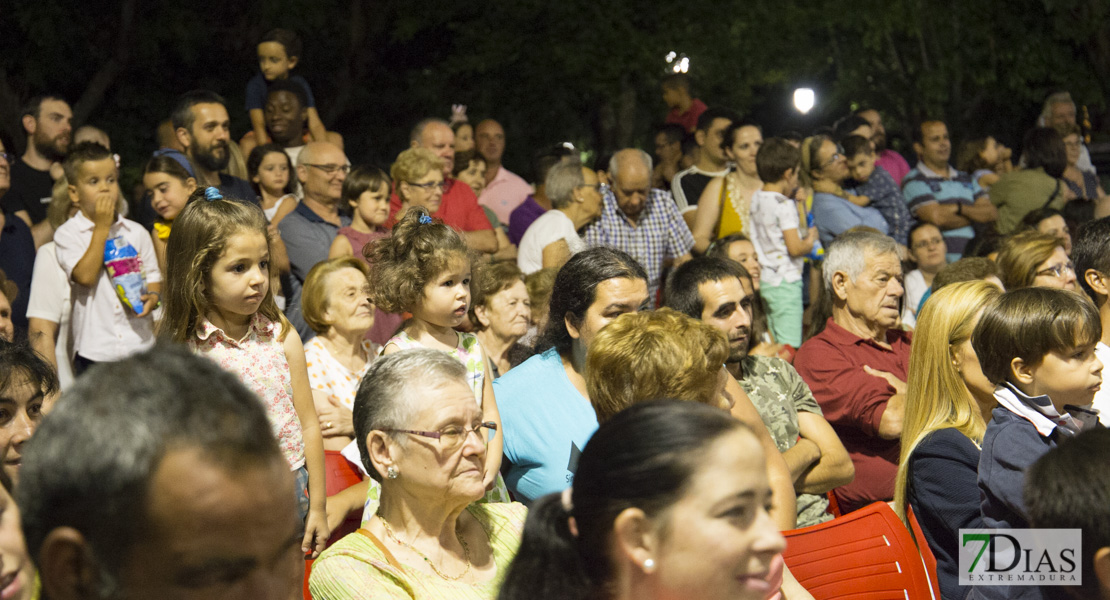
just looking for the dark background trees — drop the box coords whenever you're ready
[2,0,1106,184]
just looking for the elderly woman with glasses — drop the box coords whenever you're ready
[801,134,889,248]
[996,230,1077,292]
[392,147,447,217]
[309,349,527,600]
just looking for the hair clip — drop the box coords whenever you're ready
[204,187,223,201]
[418,214,433,225]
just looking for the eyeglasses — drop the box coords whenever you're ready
[1036,262,1075,279]
[912,237,945,250]
[304,163,351,176]
[408,180,448,192]
[822,148,846,168]
[380,421,497,452]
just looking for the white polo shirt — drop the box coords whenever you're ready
[54,212,161,362]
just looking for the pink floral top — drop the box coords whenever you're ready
[304,337,377,411]
[189,313,305,470]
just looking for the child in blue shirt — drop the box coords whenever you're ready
[842,135,913,247]
[971,287,1103,600]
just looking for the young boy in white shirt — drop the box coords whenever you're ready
[54,142,161,374]
[749,138,818,347]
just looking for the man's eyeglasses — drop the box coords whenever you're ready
[380,422,497,452]
[408,180,448,192]
[305,163,351,176]
[1036,262,1075,279]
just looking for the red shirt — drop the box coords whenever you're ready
[388,178,493,232]
[665,98,708,133]
[793,318,911,514]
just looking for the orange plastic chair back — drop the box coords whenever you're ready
[782,501,940,599]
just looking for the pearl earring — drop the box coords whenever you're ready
[643,558,655,570]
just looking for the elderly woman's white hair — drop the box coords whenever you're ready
[353,348,468,480]
[822,230,900,293]
[545,159,585,210]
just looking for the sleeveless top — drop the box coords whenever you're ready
[263,194,296,222]
[338,226,389,266]
[715,170,753,239]
[384,330,486,403]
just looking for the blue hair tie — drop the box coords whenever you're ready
[204,187,223,201]
[418,215,433,224]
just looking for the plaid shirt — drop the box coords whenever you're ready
[584,187,695,301]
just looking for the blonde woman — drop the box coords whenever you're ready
[894,281,1002,600]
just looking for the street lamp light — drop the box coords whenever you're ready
[793,88,815,114]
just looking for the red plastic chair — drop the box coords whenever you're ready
[782,501,940,599]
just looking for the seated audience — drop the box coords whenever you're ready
[855,108,912,185]
[973,287,1103,600]
[246,143,298,222]
[1039,91,1096,174]
[470,261,531,379]
[453,148,489,198]
[707,233,788,358]
[932,257,1003,294]
[1055,121,1109,216]
[843,134,913,246]
[309,349,527,599]
[996,230,1076,291]
[894,281,1002,600]
[671,107,737,215]
[517,159,601,274]
[507,144,577,246]
[585,308,730,421]
[584,149,695,302]
[955,135,1013,191]
[1072,216,1110,425]
[661,73,708,132]
[651,123,686,190]
[141,152,198,272]
[903,120,997,262]
[0,465,34,600]
[0,339,57,485]
[794,231,909,513]
[19,344,304,599]
[519,266,558,348]
[801,134,888,247]
[1021,206,1072,254]
[498,401,788,600]
[452,119,474,153]
[991,127,1068,234]
[1025,428,1110,600]
[665,257,853,527]
[691,121,764,253]
[475,119,532,224]
[902,222,947,328]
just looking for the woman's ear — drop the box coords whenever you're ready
[367,431,398,481]
[612,507,659,575]
[474,304,492,328]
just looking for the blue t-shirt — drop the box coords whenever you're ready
[494,348,598,504]
[810,192,889,248]
[901,164,984,262]
[245,73,317,111]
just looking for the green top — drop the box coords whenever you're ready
[990,167,1065,235]
[738,355,833,527]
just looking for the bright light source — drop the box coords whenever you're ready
[665,51,677,63]
[794,88,815,114]
[673,57,690,73]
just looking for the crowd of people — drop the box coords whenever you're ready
[0,28,1109,600]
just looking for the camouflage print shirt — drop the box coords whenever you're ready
[738,355,833,528]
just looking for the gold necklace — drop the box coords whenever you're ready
[378,517,472,581]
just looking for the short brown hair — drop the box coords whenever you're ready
[972,287,1100,385]
[301,257,371,335]
[932,257,1000,294]
[755,138,801,183]
[996,231,1066,290]
[365,207,470,314]
[586,308,729,423]
[342,166,390,208]
[469,261,526,331]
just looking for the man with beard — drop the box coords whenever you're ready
[3,96,71,233]
[665,256,853,527]
[171,90,254,202]
[855,108,911,185]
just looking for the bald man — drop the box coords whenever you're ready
[583,148,695,302]
[388,118,497,253]
[280,142,352,339]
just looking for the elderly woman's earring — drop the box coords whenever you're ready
[643,558,655,571]
[387,466,399,479]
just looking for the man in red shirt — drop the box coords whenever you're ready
[388,118,496,253]
[661,73,707,134]
[794,230,909,514]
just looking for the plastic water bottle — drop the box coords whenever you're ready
[104,236,148,314]
[806,212,824,261]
